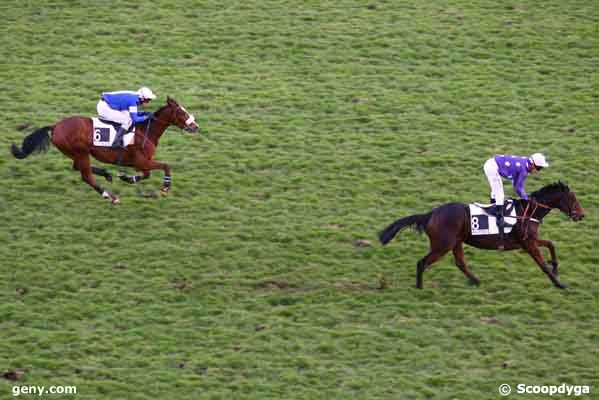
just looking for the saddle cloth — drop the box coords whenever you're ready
[468,200,517,236]
[92,118,135,147]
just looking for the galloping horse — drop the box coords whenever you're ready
[379,182,585,289]
[11,97,199,203]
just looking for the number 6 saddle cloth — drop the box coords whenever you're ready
[468,200,517,236]
[91,118,135,148]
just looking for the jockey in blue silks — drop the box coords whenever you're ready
[96,87,157,148]
[483,153,549,241]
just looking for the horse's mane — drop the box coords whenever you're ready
[155,97,179,116]
[153,103,170,116]
[135,103,170,128]
[531,181,570,199]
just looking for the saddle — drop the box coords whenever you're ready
[473,201,515,217]
[469,200,517,235]
[98,118,121,130]
[91,118,135,148]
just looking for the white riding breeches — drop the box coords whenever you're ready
[97,100,132,130]
[484,157,504,205]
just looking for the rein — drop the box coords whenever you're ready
[515,200,551,222]
[516,199,552,240]
[151,114,171,125]
[141,110,172,149]
[142,118,152,149]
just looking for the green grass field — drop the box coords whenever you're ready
[1,1,598,398]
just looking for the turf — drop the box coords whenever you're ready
[1,1,598,399]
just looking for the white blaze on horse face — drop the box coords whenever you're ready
[179,105,196,127]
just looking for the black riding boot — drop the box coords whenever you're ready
[496,204,505,249]
[111,126,127,149]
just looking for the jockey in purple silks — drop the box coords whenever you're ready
[483,153,549,243]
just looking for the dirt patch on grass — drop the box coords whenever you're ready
[256,279,295,290]
[2,369,28,381]
[480,316,501,325]
[353,239,372,248]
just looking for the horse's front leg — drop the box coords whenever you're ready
[133,157,172,194]
[118,170,151,184]
[92,167,113,182]
[524,240,566,289]
[537,239,559,275]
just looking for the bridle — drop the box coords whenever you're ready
[140,104,195,148]
[517,194,577,239]
[151,104,195,130]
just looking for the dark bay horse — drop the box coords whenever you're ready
[11,97,199,204]
[379,182,585,289]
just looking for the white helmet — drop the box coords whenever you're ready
[137,87,156,100]
[530,153,549,168]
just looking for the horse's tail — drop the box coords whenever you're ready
[10,126,52,159]
[378,212,431,246]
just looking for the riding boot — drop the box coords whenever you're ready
[111,126,127,149]
[496,204,505,250]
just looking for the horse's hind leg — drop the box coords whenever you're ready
[75,156,120,204]
[452,242,480,286]
[416,226,459,288]
[72,161,112,182]
[416,248,450,289]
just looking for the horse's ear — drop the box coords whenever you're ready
[166,96,173,103]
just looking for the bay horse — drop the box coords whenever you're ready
[379,182,585,289]
[10,96,199,204]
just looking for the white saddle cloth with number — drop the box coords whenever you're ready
[469,200,517,235]
[92,118,135,147]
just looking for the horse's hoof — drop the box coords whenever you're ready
[556,283,568,289]
[469,279,481,287]
[112,197,121,205]
[160,188,169,196]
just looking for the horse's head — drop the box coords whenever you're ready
[159,96,199,133]
[531,182,585,221]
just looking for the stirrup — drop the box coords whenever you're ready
[498,224,505,250]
